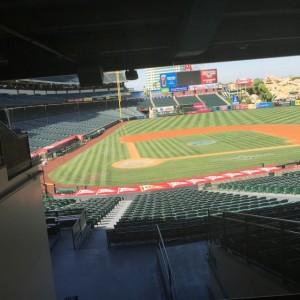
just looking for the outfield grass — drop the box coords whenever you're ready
[49,106,300,186]
[136,131,288,159]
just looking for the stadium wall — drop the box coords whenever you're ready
[0,166,56,300]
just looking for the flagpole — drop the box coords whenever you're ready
[116,71,122,120]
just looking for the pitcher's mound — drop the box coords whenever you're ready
[113,158,163,169]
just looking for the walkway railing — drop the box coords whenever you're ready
[208,209,300,286]
[156,225,178,300]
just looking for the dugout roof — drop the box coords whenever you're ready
[0,0,299,83]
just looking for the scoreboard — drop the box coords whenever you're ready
[160,69,218,91]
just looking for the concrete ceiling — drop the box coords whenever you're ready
[0,0,299,83]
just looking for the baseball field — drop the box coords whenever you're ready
[49,106,300,187]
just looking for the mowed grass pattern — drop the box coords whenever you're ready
[49,106,300,186]
[136,131,288,159]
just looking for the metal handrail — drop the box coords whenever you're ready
[208,209,300,285]
[209,214,300,236]
[209,208,300,226]
[156,225,177,300]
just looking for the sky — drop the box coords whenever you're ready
[125,55,300,91]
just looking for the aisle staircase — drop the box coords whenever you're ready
[98,199,132,229]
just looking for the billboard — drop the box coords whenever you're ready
[170,86,188,92]
[235,78,253,87]
[160,72,177,88]
[177,71,201,87]
[200,69,218,84]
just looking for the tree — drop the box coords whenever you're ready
[144,88,150,98]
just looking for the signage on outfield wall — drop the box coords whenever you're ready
[193,103,204,108]
[232,95,239,104]
[160,72,177,88]
[256,102,272,109]
[274,101,291,106]
[295,100,300,106]
[234,104,248,110]
[157,106,174,112]
[68,98,83,103]
[218,105,229,111]
[248,104,256,109]
[170,86,188,92]
[187,108,211,114]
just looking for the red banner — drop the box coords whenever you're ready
[62,164,300,196]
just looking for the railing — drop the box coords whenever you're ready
[72,209,88,250]
[208,209,300,286]
[156,225,178,300]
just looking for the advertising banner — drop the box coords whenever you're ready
[161,87,170,93]
[248,104,256,109]
[193,103,204,108]
[256,102,272,109]
[274,101,291,106]
[187,108,211,114]
[189,83,219,90]
[83,97,93,102]
[295,100,300,106]
[160,72,177,88]
[218,105,228,111]
[170,86,188,92]
[68,98,84,103]
[235,78,253,87]
[69,164,298,196]
[234,104,248,110]
[232,95,239,104]
[157,106,174,112]
[200,69,218,84]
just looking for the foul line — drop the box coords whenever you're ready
[127,142,141,159]
[163,144,298,161]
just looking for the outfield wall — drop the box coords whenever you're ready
[55,164,300,196]
[180,99,298,115]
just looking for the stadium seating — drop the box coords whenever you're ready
[152,96,177,107]
[6,102,144,151]
[218,171,300,195]
[0,88,129,107]
[44,197,121,226]
[107,189,290,246]
[199,93,227,107]
[175,96,201,105]
[43,197,76,212]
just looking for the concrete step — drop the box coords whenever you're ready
[98,200,132,229]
